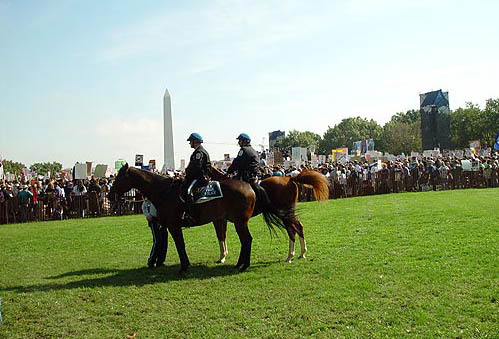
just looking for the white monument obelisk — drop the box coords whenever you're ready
[163,88,175,170]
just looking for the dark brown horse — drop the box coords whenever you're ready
[109,164,286,273]
[211,167,329,262]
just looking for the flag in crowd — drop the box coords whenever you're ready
[494,129,499,150]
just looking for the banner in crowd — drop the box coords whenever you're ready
[74,163,87,180]
[135,154,143,166]
[353,141,361,155]
[367,139,374,152]
[352,139,374,155]
[94,164,108,178]
[494,129,499,150]
[332,148,348,162]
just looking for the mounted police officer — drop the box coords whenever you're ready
[226,133,260,184]
[182,133,211,224]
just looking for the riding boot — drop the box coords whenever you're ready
[181,199,197,227]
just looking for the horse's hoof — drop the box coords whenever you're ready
[285,257,293,263]
[238,264,250,272]
[216,258,226,264]
[298,255,306,259]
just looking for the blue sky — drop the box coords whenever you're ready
[1,0,499,169]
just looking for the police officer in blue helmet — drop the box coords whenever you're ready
[182,133,211,225]
[226,133,260,184]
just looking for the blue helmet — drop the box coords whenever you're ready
[237,133,251,142]
[187,133,203,143]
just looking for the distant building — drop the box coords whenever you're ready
[269,130,285,148]
[420,90,450,150]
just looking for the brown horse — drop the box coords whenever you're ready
[211,167,329,262]
[108,164,286,273]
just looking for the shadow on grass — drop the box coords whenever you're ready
[1,261,276,294]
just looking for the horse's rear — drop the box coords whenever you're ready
[259,170,329,262]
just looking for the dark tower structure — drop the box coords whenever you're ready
[420,90,450,150]
[268,130,285,148]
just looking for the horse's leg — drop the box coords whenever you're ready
[213,219,228,264]
[294,218,307,259]
[285,222,297,263]
[167,225,190,273]
[234,221,252,272]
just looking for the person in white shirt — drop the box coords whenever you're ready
[142,196,167,269]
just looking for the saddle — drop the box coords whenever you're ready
[188,180,223,204]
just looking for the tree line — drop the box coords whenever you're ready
[276,98,499,155]
[1,161,63,176]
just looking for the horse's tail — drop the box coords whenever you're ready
[251,183,293,234]
[289,170,330,201]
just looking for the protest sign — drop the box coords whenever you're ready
[86,162,92,176]
[115,159,127,171]
[423,150,433,158]
[135,154,143,166]
[148,160,156,170]
[461,160,472,171]
[291,147,301,162]
[74,163,87,180]
[94,164,108,178]
[300,147,308,162]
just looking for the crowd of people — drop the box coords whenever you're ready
[0,176,145,224]
[258,152,498,200]
[1,142,498,225]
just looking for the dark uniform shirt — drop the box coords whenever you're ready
[227,146,260,181]
[185,145,212,185]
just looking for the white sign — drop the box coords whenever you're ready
[423,150,433,158]
[461,160,472,171]
[74,163,87,180]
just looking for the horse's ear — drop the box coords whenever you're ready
[124,163,129,170]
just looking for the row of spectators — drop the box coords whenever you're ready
[1,150,498,224]
[260,152,498,199]
[0,177,143,224]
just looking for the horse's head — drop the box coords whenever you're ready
[108,163,133,202]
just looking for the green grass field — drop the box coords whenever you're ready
[1,189,498,338]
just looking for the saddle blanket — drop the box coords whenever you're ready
[193,181,223,204]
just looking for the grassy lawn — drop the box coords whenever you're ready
[1,188,498,338]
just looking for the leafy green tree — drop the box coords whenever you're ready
[1,159,26,174]
[318,117,382,154]
[379,120,422,155]
[275,130,322,150]
[389,109,420,124]
[482,98,499,146]
[450,103,482,149]
[29,162,63,176]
